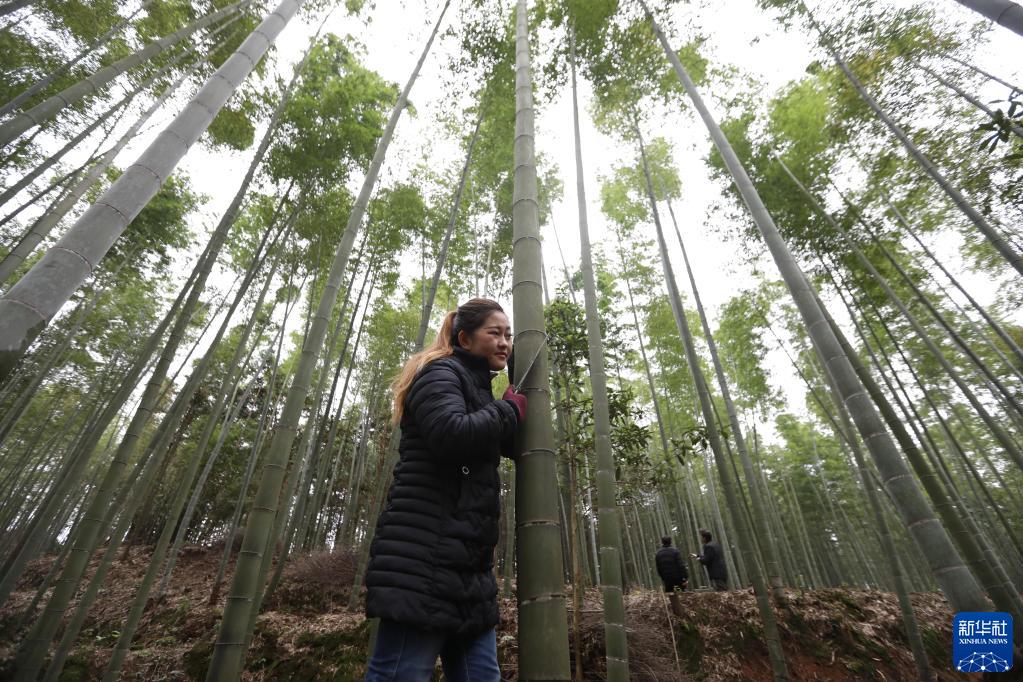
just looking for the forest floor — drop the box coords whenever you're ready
[0,545,980,680]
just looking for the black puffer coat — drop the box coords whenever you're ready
[655,546,687,585]
[365,347,518,637]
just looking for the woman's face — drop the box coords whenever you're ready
[459,311,512,370]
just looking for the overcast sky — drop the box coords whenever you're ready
[21,0,1021,442]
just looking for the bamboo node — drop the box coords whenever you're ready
[518,519,559,528]
[53,246,94,272]
[519,592,565,606]
[512,235,543,247]
[517,447,556,458]
[2,296,47,323]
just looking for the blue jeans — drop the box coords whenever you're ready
[364,619,501,681]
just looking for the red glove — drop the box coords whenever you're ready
[503,385,527,423]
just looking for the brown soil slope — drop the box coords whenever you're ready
[0,546,974,680]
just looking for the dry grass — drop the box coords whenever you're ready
[0,547,972,681]
[267,549,357,613]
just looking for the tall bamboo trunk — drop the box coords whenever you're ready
[775,157,1023,471]
[0,1,153,118]
[636,127,791,678]
[569,34,628,680]
[0,6,243,282]
[659,180,788,603]
[0,242,212,607]
[0,0,249,148]
[511,2,570,679]
[867,189,1023,382]
[813,335,934,677]
[153,226,297,603]
[414,109,484,344]
[541,253,587,665]
[832,279,1023,616]
[9,29,302,673]
[614,243,703,570]
[943,53,1023,93]
[0,0,298,382]
[0,62,195,285]
[0,244,136,446]
[293,240,372,552]
[876,190,1023,374]
[953,0,1023,37]
[36,325,219,679]
[303,249,373,550]
[206,5,450,677]
[209,264,301,605]
[919,61,1023,139]
[57,223,282,682]
[0,155,93,233]
[827,176,1023,416]
[805,10,1023,276]
[0,45,196,212]
[647,3,992,615]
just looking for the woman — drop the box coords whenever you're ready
[363,298,526,681]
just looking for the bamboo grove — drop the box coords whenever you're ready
[0,0,1020,679]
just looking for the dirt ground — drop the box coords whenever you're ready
[0,545,983,680]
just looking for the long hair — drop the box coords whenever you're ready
[390,298,505,425]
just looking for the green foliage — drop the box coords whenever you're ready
[266,35,397,190]
[40,0,122,44]
[546,296,653,501]
[369,184,429,255]
[706,69,846,255]
[97,169,198,275]
[668,425,708,467]
[976,90,1023,161]
[0,27,64,113]
[226,192,295,272]
[588,23,701,134]
[4,0,1022,640]
[362,298,420,398]
[205,95,260,151]
[134,0,198,43]
[715,281,784,415]
[202,9,264,75]
[641,293,700,431]
[599,136,680,235]
[537,2,707,134]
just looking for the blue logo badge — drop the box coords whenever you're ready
[953,612,1013,673]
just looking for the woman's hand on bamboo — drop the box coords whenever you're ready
[503,385,527,423]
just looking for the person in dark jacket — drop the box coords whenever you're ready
[655,536,688,593]
[363,298,526,682]
[692,529,728,591]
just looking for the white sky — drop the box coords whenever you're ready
[8,0,1021,443]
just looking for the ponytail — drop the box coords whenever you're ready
[390,311,457,425]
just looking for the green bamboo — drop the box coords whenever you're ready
[645,2,990,615]
[824,270,1023,622]
[661,182,788,603]
[810,324,933,679]
[206,5,450,677]
[0,0,294,382]
[569,32,629,679]
[636,125,791,678]
[805,8,1023,276]
[0,0,251,147]
[511,2,571,678]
